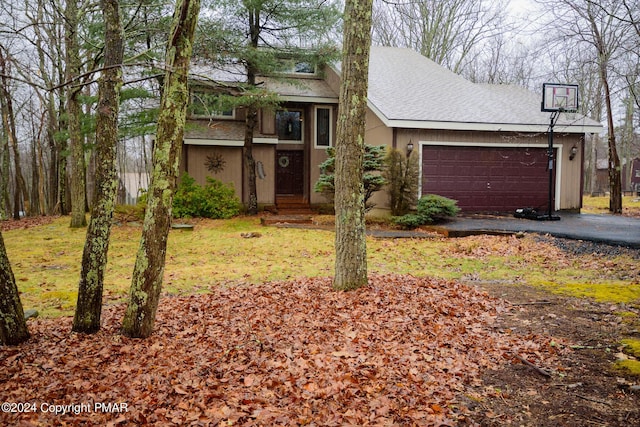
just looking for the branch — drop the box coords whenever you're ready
[512,353,552,378]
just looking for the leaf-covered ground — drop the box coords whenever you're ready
[1,274,565,426]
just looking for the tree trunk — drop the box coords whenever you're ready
[65,0,87,228]
[0,46,28,219]
[597,49,622,213]
[0,131,8,219]
[244,105,258,214]
[0,230,30,346]
[121,0,200,338]
[73,0,123,334]
[243,8,260,215]
[333,0,373,291]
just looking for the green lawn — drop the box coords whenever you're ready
[4,213,639,318]
[582,195,640,214]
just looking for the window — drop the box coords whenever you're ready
[276,110,303,142]
[315,106,332,148]
[277,59,317,76]
[294,62,315,74]
[189,92,234,118]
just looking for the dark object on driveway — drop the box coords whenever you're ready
[514,208,560,221]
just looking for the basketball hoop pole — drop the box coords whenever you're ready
[536,83,578,221]
[546,110,561,221]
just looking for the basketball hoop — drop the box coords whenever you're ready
[542,83,579,113]
[537,82,580,221]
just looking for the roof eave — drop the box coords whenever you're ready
[368,101,602,134]
[279,95,338,104]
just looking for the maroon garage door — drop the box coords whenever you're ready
[422,145,555,212]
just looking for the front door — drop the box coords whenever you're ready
[276,150,304,195]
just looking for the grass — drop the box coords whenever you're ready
[4,206,639,318]
[582,195,640,214]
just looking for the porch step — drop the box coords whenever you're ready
[277,205,315,215]
[261,214,314,226]
[275,196,314,215]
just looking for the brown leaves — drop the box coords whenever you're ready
[1,274,563,426]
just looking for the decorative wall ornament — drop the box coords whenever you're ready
[205,152,226,174]
[278,155,290,168]
[256,161,266,179]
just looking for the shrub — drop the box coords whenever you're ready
[314,145,387,210]
[172,173,240,219]
[383,148,419,216]
[393,194,460,229]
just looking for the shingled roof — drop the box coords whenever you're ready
[366,46,602,134]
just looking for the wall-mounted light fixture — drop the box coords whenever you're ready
[569,144,578,161]
[406,140,414,157]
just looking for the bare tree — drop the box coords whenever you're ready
[333,0,374,291]
[372,0,510,75]
[65,0,88,227]
[0,45,28,219]
[540,0,630,212]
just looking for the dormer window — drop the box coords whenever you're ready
[277,59,317,76]
[294,62,315,74]
[189,91,235,119]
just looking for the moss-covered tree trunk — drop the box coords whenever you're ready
[72,0,123,334]
[121,0,200,338]
[333,0,373,291]
[0,231,29,345]
[65,0,87,228]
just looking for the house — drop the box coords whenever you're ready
[181,46,602,213]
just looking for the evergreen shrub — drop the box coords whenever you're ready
[393,194,460,229]
[173,173,240,219]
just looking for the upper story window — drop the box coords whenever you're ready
[189,92,234,119]
[276,110,303,142]
[277,59,317,76]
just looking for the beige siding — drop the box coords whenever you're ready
[557,134,583,211]
[363,109,393,209]
[249,145,276,205]
[182,145,243,198]
[182,144,276,206]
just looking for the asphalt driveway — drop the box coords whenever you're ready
[434,213,640,249]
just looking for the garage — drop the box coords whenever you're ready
[422,145,555,212]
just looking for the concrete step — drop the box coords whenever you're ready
[261,214,314,226]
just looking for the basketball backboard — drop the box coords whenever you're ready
[542,83,579,112]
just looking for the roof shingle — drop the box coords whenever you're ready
[366,46,601,133]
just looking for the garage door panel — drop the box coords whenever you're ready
[422,145,553,212]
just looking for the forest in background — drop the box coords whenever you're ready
[0,0,639,220]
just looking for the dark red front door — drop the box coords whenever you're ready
[276,150,304,195]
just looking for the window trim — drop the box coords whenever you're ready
[314,105,333,149]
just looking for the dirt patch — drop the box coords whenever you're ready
[0,215,56,232]
[464,275,640,425]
